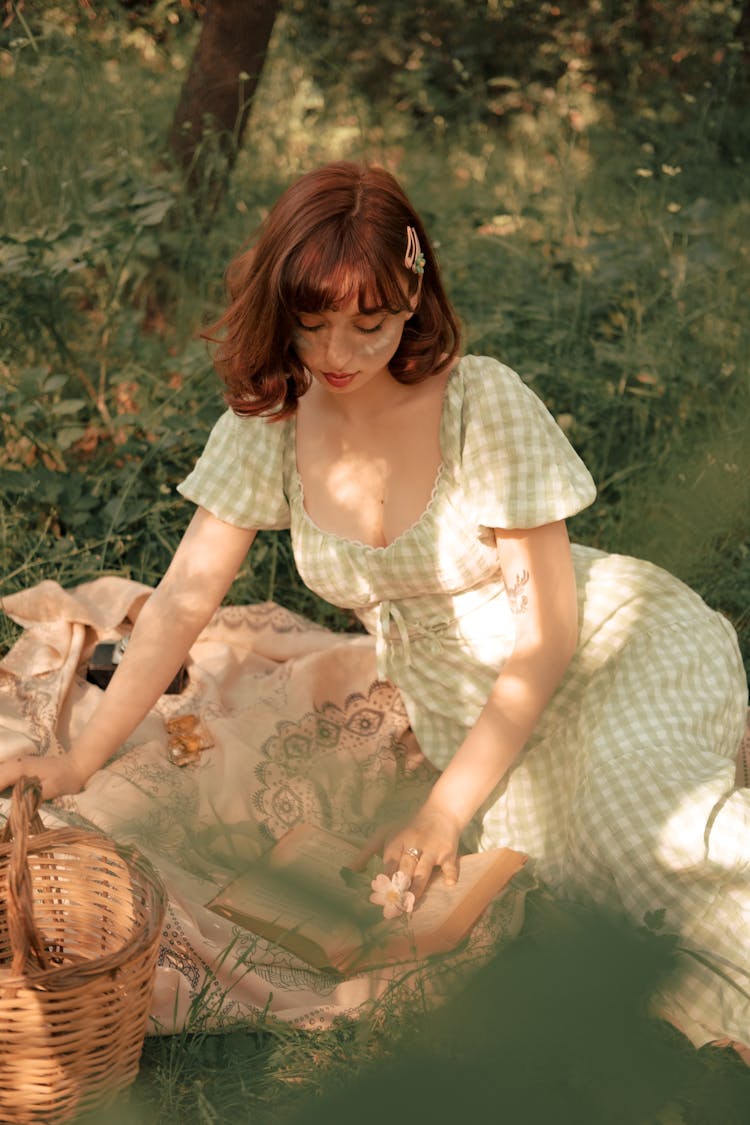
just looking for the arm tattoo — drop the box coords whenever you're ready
[507,569,530,614]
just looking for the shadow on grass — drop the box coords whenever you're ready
[279,895,750,1125]
[72,895,750,1123]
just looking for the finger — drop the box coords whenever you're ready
[440,855,459,887]
[0,760,61,801]
[383,834,413,877]
[0,759,29,793]
[407,856,436,900]
[397,837,435,884]
[0,773,18,797]
[0,778,28,799]
[351,824,390,871]
[383,847,401,878]
[383,839,412,878]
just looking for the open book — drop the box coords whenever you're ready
[207,823,527,973]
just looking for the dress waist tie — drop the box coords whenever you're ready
[375,601,452,681]
[376,601,411,680]
[373,585,512,679]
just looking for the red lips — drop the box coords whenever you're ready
[322,371,357,387]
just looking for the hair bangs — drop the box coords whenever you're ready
[279,222,413,320]
[209,161,462,418]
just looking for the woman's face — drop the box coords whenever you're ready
[292,294,415,395]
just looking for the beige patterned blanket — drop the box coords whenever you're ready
[0,577,531,1033]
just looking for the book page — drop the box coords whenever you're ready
[271,826,359,894]
[401,853,498,932]
[208,826,370,960]
[351,849,526,967]
[208,825,526,972]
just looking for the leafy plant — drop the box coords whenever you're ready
[0,8,748,1118]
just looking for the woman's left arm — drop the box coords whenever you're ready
[383,519,578,895]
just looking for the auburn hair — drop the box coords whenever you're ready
[205,162,462,418]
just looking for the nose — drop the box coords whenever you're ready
[324,327,354,371]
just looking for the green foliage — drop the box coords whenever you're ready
[284,0,745,132]
[2,0,749,669]
[286,0,563,124]
[1,2,749,1120]
[73,896,750,1124]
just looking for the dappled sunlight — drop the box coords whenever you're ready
[655,772,743,875]
[308,455,391,548]
[0,4,749,1117]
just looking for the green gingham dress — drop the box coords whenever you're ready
[179,355,750,1047]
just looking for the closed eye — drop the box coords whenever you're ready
[294,315,388,334]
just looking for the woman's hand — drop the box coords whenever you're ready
[384,803,462,899]
[356,801,462,901]
[0,755,85,800]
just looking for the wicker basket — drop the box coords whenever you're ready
[0,777,166,1125]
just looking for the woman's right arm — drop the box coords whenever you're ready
[0,506,257,798]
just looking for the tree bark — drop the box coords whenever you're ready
[168,0,280,211]
[735,0,750,66]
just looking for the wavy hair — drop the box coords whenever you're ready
[205,162,461,418]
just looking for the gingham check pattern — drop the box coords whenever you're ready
[180,356,749,1047]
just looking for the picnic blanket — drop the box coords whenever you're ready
[0,577,532,1033]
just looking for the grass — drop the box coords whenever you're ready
[1,3,749,1121]
[74,894,750,1124]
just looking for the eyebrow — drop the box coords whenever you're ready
[295,305,388,320]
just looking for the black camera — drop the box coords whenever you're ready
[86,637,188,694]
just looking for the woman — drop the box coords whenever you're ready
[1,162,748,1048]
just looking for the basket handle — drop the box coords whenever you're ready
[2,777,53,975]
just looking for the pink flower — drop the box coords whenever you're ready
[369,871,416,919]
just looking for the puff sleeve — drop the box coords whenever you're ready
[458,356,596,529]
[177,408,292,530]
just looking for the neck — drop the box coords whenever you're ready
[312,368,411,423]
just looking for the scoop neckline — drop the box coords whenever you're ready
[291,359,463,553]
[294,462,447,553]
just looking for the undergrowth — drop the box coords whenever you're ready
[1,3,749,1122]
[2,4,748,672]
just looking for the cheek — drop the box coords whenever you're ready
[359,321,404,358]
[292,330,314,354]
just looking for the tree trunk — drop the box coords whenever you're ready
[735,0,750,66]
[168,0,280,212]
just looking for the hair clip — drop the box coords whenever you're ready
[404,225,425,275]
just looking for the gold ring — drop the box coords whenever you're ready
[405,847,422,860]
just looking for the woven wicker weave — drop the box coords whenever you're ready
[0,777,166,1125]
